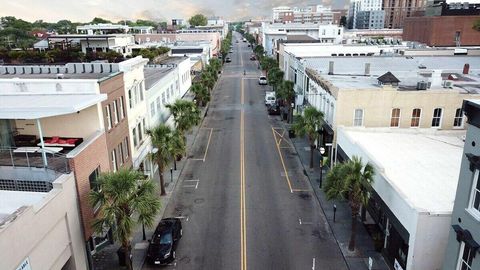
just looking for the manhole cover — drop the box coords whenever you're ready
[194,198,205,204]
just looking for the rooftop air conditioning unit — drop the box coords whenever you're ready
[417,81,428,90]
[443,80,453,88]
[56,73,64,79]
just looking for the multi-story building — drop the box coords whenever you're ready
[47,34,136,57]
[383,0,427,29]
[442,99,480,270]
[336,127,464,269]
[348,0,385,29]
[272,5,347,25]
[403,1,480,46]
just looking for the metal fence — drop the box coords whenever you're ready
[0,147,70,174]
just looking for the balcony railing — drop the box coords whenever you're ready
[0,147,70,174]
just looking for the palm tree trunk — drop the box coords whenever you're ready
[158,162,166,195]
[310,144,315,169]
[124,242,133,270]
[348,205,360,251]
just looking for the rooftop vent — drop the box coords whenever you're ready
[417,81,428,90]
[418,64,427,69]
[56,73,64,79]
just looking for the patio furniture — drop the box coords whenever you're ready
[37,147,63,154]
[14,135,37,147]
[37,137,83,149]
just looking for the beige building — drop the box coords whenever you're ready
[0,173,87,270]
[296,56,480,159]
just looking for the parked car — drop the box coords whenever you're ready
[250,55,256,60]
[146,218,182,265]
[236,40,239,43]
[247,44,251,47]
[268,104,281,115]
[226,57,232,63]
[229,50,233,53]
[265,92,276,106]
[258,76,267,85]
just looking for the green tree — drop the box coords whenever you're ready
[201,71,216,91]
[90,17,112,24]
[267,67,284,91]
[277,80,296,122]
[166,100,201,135]
[260,56,278,74]
[188,14,208,26]
[254,45,264,58]
[169,129,186,170]
[293,106,325,168]
[89,169,160,270]
[191,83,210,106]
[324,156,375,251]
[147,124,178,195]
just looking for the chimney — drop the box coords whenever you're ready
[328,61,334,75]
[463,63,470,74]
[365,63,371,76]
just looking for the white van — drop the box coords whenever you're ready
[265,92,276,106]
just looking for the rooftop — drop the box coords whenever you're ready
[340,127,465,214]
[144,67,175,89]
[0,190,47,225]
[157,56,189,65]
[306,56,480,92]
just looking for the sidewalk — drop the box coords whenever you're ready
[284,123,390,270]
[92,92,211,270]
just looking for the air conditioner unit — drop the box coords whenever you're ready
[416,81,428,90]
[443,80,453,89]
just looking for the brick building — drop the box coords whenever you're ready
[403,15,480,46]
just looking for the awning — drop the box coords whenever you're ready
[0,93,107,119]
[318,123,334,136]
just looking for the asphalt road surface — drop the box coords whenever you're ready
[142,32,348,270]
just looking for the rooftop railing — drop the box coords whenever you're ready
[0,147,70,174]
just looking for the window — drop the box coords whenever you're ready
[88,167,100,191]
[133,127,138,147]
[431,108,443,128]
[113,100,119,125]
[124,137,129,158]
[353,109,364,126]
[119,142,124,166]
[162,92,166,104]
[137,122,143,143]
[111,150,117,172]
[411,108,421,127]
[456,242,473,270]
[150,102,156,117]
[166,87,170,99]
[128,89,133,108]
[105,105,112,130]
[454,108,464,128]
[468,169,480,217]
[391,108,400,127]
[139,81,145,101]
[156,96,161,111]
[119,96,125,119]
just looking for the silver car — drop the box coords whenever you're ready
[258,76,267,85]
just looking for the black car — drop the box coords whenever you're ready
[268,105,281,115]
[146,218,182,265]
[225,57,232,63]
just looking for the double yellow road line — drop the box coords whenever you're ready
[240,78,247,270]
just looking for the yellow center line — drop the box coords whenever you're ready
[240,78,247,270]
[271,127,294,193]
[202,128,214,162]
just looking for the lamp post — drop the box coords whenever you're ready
[170,167,173,183]
[319,147,326,188]
[142,223,146,240]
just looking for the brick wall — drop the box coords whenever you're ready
[68,133,110,241]
[403,16,480,46]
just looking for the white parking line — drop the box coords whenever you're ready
[183,179,199,189]
[176,216,189,221]
[312,258,316,270]
[298,218,313,225]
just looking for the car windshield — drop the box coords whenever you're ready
[260,77,266,80]
[159,233,172,244]
[268,97,275,100]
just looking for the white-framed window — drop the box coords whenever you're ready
[468,169,480,218]
[353,109,364,127]
[132,127,138,147]
[118,142,124,166]
[137,122,143,143]
[454,108,464,128]
[456,242,474,270]
[128,89,133,108]
[105,105,112,130]
[113,100,119,125]
[111,150,117,172]
[156,96,161,111]
[124,137,129,158]
[431,108,443,128]
[150,102,156,117]
[139,81,145,101]
[411,108,421,127]
[119,96,125,119]
[390,108,401,127]
[162,92,166,104]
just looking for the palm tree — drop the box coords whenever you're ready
[147,124,175,195]
[277,80,296,123]
[166,99,201,135]
[169,129,185,170]
[267,67,284,92]
[89,169,160,270]
[293,106,325,168]
[324,156,375,252]
[201,71,215,91]
[191,83,210,107]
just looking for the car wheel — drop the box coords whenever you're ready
[180,229,183,237]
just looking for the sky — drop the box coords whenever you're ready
[0,0,349,23]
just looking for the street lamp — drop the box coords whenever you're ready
[319,147,326,188]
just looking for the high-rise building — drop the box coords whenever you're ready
[348,0,385,29]
[272,5,347,25]
[383,0,426,28]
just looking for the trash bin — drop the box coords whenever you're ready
[289,129,295,138]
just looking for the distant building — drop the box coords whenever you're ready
[48,34,136,57]
[272,5,347,25]
[403,1,480,46]
[348,0,385,29]
[207,16,225,26]
[442,99,480,270]
[382,0,426,28]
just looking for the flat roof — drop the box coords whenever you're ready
[0,93,107,119]
[144,67,175,89]
[341,128,464,213]
[157,56,188,65]
[0,190,47,224]
[306,56,480,92]
[0,72,116,80]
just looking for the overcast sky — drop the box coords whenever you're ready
[0,0,349,23]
